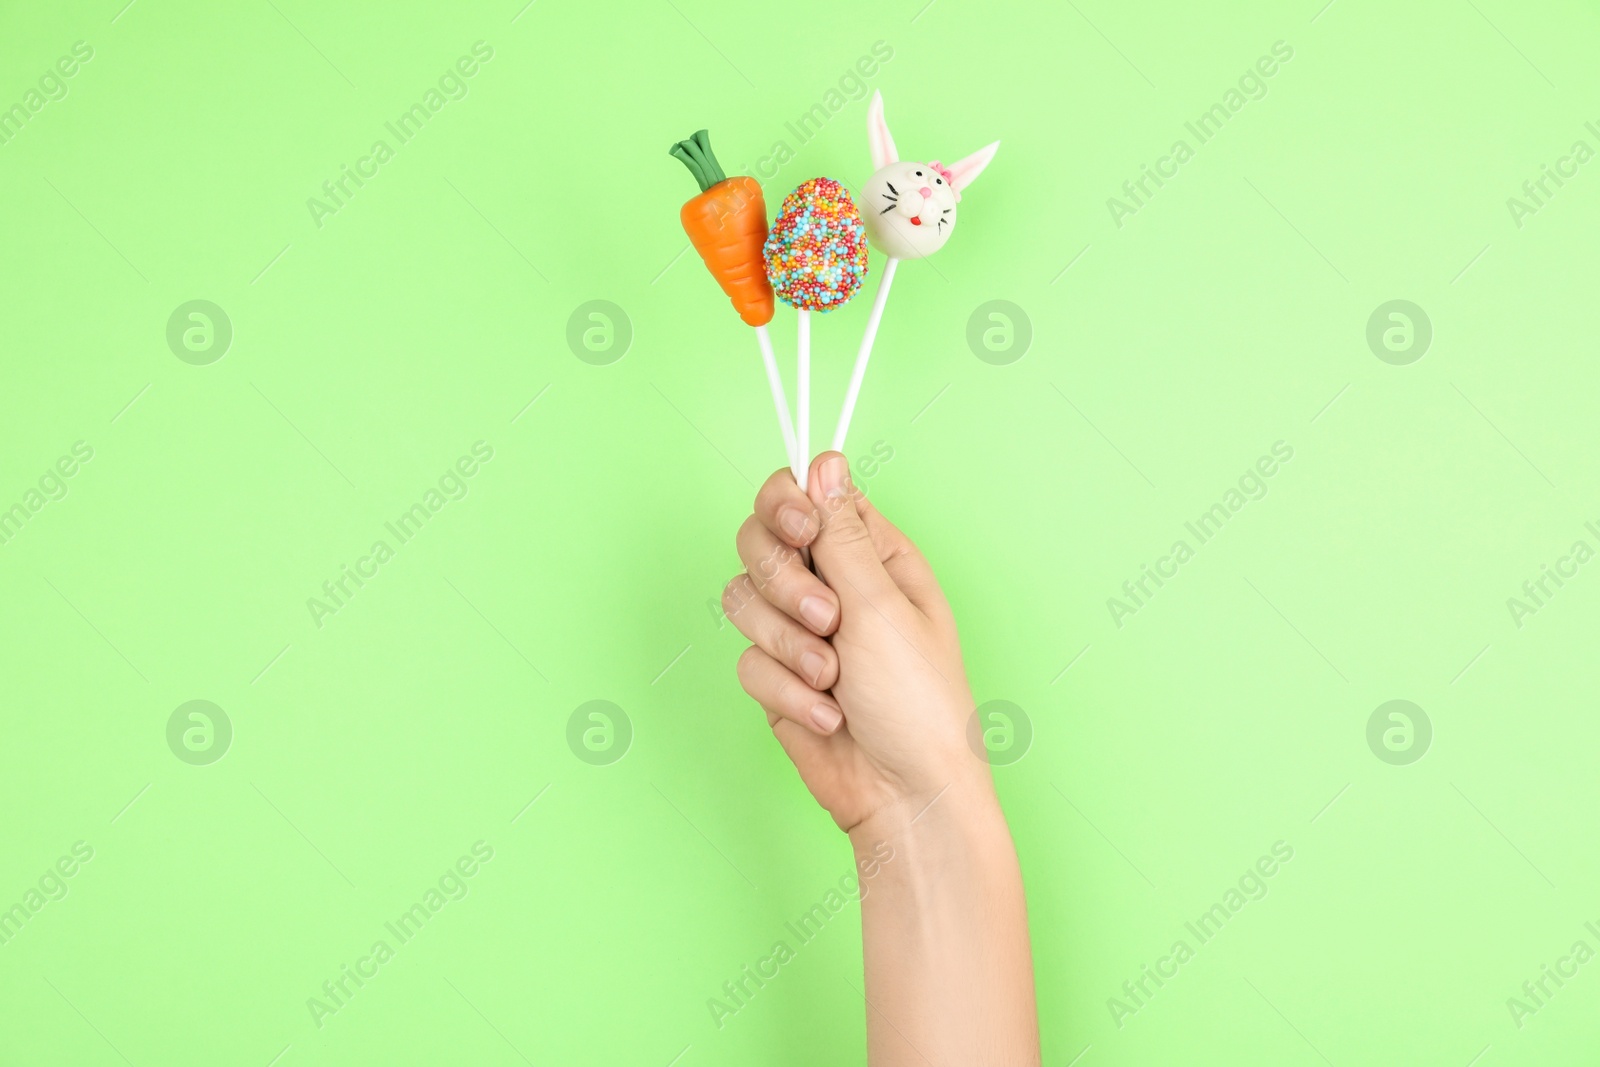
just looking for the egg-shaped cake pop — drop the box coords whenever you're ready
[762,177,869,312]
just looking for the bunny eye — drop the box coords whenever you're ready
[914,170,922,176]
[935,177,943,184]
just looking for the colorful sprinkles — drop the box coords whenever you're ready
[762,178,869,312]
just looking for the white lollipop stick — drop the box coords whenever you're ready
[754,324,801,484]
[830,256,898,453]
[796,310,811,489]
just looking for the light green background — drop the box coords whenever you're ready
[3,0,1599,1063]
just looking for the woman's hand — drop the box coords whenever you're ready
[723,452,992,834]
[726,451,1041,1065]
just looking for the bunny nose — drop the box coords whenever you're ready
[918,186,933,198]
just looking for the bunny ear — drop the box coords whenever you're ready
[867,90,898,169]
[947,140,1000,193]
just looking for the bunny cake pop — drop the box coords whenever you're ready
[859,95,998,259]
[831,91,999,452]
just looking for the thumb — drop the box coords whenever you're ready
[806,453,902,609]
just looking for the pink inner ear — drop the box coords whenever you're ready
[868,92,898,169]
[947,140,1000,192]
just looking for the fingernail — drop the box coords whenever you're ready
[799,650,826,687]
[779,507,816,544]
[810,704,843,734]
[799,595,836,632]
[819,455,850,499]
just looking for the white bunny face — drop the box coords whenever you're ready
[859,91,998,262]
[862,161,960,259]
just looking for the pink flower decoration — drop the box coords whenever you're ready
[927,160,960,201]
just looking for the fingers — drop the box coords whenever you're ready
[736,645,845,736]
[736,514,841,636]
[748,455,945,618]
[803,453,904,611]
[755,467,822,548]
[722,574,839,689]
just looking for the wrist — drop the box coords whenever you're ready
[848,768,1004,858]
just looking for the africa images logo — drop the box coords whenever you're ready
[1106,442,1294,627]
[305,442,494,628]
[305,841,495,1029]
[1107,841,1295,1028]
[305,42,495,229]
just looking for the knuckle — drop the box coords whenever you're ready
[827,514,874,547]
[754,477,784,515]
[722,573,755,616]
[752,541,797,586]
[761,467,794,501]
[777,626,806,671]
[735,515,761,557]
[770,670,801,712]
[735,645,764,688]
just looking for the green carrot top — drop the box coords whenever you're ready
[669,129,728,193]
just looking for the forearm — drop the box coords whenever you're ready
[851,775,1041,1066]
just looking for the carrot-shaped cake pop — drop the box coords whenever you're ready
[671,129,799,481]
[672,131,773,326]
[763,177,869,487]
